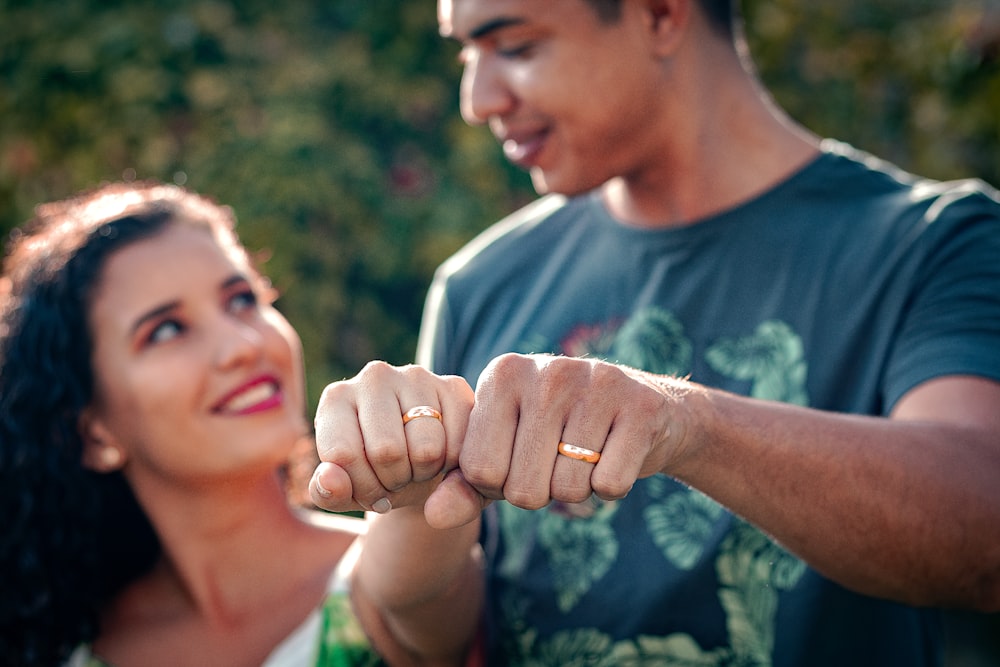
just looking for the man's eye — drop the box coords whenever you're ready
[498,41,535,58]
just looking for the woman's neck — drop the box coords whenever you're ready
[122,467,352,625]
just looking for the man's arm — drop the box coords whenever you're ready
[670,373,1000,610]
[453,354,1000,611]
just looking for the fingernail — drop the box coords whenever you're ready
[313,470,332,498]
[371,497,392,514]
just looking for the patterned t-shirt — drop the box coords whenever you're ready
[417,140,1000,666]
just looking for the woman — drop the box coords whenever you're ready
[0,181,482,667]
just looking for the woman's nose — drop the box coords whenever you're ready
[214,317,264,369]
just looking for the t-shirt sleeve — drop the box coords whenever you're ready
[883,186,1000,409]
[416,267,455,374]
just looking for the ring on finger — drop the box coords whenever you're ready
[557,441,601,464]
[402,405,443,425]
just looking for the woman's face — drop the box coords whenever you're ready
[83,222,308,485]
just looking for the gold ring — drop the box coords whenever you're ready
[402,405,443,425]
[557,441,601,464]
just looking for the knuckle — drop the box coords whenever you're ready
[442,374,475,402]
[460,458,502,491]
[356,360,398,388]
[591,360,625,392]
[320,443,356,467]
[316,380,352,408]
[492,351,525,370]
[366,438,406,468]
[591,472,633,501]
[361,359,394,374]
[503,486,548,511]
[481,353,529,386]
[398,363,426,380]
[409,443,446,472]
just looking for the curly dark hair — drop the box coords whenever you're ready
[0,181,244,666]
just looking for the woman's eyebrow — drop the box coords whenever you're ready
[130,302,178,337]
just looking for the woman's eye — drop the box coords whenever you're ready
[227,289,258,313]
[147,320,183,345]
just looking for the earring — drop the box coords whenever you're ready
[99,446,124,469]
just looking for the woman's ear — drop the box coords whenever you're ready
[79,408,126,473]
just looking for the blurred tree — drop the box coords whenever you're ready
[2,0,998,400]
[1,0,998,663]
[745,0,1000,184]
[0,0,532,403]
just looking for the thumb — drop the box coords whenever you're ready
[423,469,490,529]
[309,461,363,513]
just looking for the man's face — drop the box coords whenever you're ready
[439,0,668,196]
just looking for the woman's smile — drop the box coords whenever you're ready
[213,376,283,415]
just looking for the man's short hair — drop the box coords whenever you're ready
[582,0,736,38]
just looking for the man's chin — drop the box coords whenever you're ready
[529,168,595,197]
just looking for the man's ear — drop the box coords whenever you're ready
[640,0,691,57]
[79,408,126,473]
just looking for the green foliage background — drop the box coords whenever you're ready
[1,1,999,661]
[3,0,999,402]
[1,0,534,404]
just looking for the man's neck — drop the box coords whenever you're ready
[600,94,820,229]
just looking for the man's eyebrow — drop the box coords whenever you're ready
[460,17,527,41]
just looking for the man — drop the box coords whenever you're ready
[312,0,1000,664]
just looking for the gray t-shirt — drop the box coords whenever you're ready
[418,140,1000,666]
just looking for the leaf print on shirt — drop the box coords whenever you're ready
[645,488,725,571]
[516,627,735,667]
[501,317,812,666]
[611,307,693,377]
[537,500,619,613]
[612,633,733,667]
[496,501,545,581]
[560,321,622,358]
[715,521,807,665]
[705,320,809,405]
[521,627,618,667]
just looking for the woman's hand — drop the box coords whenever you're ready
[309,361,477,525]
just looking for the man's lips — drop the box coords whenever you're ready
[500,128,549,167]
[213,377,282,415]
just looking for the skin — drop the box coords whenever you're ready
[312,0,1000,614]
[83,223,480,665]
[84,224,309,484]
[439,0,819,226]
[312,361,482,660]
